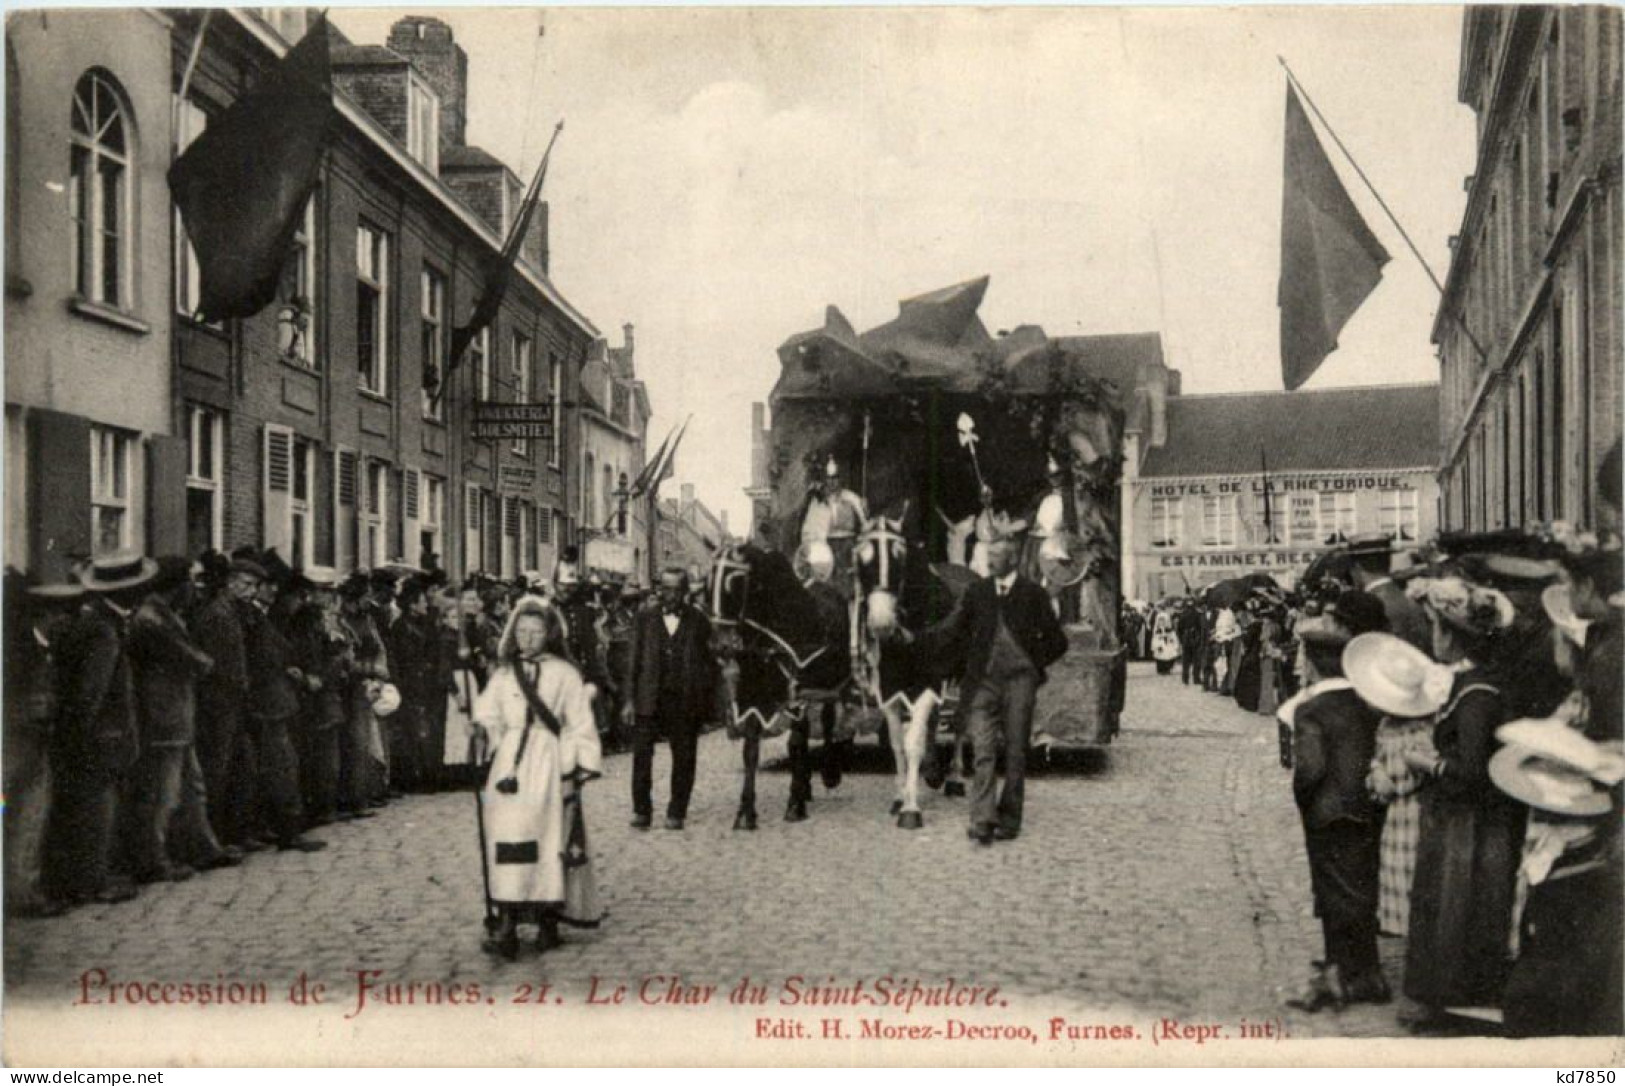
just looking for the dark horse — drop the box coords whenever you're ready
[853,507,967,829]
[707,541,850,830]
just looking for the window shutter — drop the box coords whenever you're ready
[333,449,358,571]
[462,483,482,578]
[266,428,292,492]
[28,409,93,583]
[486,493,502,571]
[402,467,422,567]
[538,506,553,544]
[504,495,520,536]
[146,435,188,559]
[262,426,293,556]
[338,450,358,506]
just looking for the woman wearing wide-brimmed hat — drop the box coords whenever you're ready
[1391,574,1523,1031]
[472,595,603,960]
[1494,713,1625,1036]
[1497,543,1624,1037]
[1346,631,1450,940]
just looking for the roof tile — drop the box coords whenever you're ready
[1139,384,1439,477]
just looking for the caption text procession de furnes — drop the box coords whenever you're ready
[68,969,1284,1045]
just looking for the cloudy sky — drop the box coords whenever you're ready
[336,5,1477,531]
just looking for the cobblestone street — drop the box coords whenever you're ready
[6,663,1409,1040]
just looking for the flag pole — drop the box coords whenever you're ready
[1278,56,1488,363]
[429,119,563,412]
[175,10,214,118]
[1259,445,1275,545]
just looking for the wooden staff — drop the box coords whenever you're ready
[460,592,498,932]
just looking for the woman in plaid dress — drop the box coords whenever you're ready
[1366,713,1437,936]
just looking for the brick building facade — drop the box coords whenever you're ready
[577,324,653,585]
[1435,6,1623,533]
[166,10,601,583]
[4,9,620,585]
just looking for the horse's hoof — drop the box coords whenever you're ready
[889,799,904,816]
[784,800,808,823]
[943,781,967,798]
[923,767,945,790]
[733,811,758,832]
[821,765,843,790]
[896,810,924,831]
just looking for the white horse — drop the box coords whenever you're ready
[854,514,965,829]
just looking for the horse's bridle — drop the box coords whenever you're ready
[709,545,827,676]
[856,518,907,597]
[709,545,752,630]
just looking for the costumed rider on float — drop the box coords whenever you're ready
[798,455,869,598]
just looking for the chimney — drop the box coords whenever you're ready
[622,323,635,358]
[1144,362,1170,449]
[386,16,468,149]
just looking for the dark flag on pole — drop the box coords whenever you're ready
[652,417,690,491]
[168,16,336,324]
[629,416,690,498]
[1278,84,1389,391]
[627,426,675,499]
[431,122,563,404]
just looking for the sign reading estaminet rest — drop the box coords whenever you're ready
[472,401,553,442]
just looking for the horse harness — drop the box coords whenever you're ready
[709,545,831,736]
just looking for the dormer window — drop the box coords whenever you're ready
[407,72,439,172]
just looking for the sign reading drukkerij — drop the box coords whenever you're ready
[472,402,553,442]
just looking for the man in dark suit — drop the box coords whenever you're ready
[1175,598,1204,685]
[623,566,717,830]
[193,557,256,847]
[48,552,153,905]
[1286,591,1390,1011]
[242,562,326,853]
[126,556,218,883]
[916,537,1066,845]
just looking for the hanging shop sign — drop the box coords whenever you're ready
[472,402,553,442]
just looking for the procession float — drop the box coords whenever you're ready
[711,277,1131,830]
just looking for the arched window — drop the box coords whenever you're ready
[69,69,132,307]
